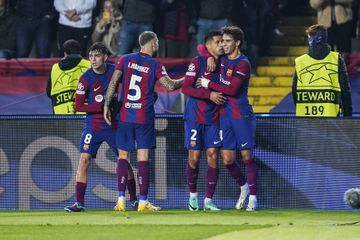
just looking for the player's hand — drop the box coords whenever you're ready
[104,105,112,126]
[207,57,216,72]
[210,92,227,105]
[196,77,210,89]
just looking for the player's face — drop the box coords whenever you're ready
[221,34,240,55]
[152,38,159,57]
[89,51,107,71]
[206,35,224,57]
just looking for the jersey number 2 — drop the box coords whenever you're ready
[127,75,142,101]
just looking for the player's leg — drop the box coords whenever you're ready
[203,125,221,211]
[234,117,257,211]
[107,129,138,210]
[184,121,203,211]
[65,129,100,212]
[135,123,160,212]
[127,163,138,210]
[240,149,257,211]
[203,147,220,211]
[115,122,135,211]
[187,149,201,211]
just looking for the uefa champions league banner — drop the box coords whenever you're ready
[0,116,360,210]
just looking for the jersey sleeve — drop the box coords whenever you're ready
[155,63,169,80]
[115,55,126,71]
[208,60,250,96]
[181,58,211,99]
[75,76,102,113]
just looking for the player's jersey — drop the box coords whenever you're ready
[183,56,220,125]
[219,54,254,119]
[115,52,168,124]
[75,63,116,131]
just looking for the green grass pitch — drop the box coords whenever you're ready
[0,209,359,240]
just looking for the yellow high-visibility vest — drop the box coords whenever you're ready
[50,59,90,114]
[295,52,341,117]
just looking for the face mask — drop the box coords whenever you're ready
[308,31,328,45]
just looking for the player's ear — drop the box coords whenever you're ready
[236,40,240,48]
[104,54,108,62]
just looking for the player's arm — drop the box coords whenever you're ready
[75,77,103,113]
[104,69,123,125]
[159,76,184,91]
[338,55,352,116]
[198,61,249,96]
[292,71,298,106]
[181,59,226,104]
[156,63,184,91]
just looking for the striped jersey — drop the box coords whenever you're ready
[208,54,254,119]
[182,56,220,125]
[75,63,116,131]
[115,52,168,124]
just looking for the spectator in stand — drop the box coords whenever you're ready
[195,0,232,47]
[54,0,97,57]
[310,0,354,53]
[118,0,159,55]
[160,0,197,58]
[13,0,55,58]
[46,39,91,114]
[92,0,122,56]
[0,0,16,59]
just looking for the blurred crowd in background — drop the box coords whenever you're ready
[2,0,360,68]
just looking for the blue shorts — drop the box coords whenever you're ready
[184,121,222,150]
[79,128,118,158]
[116,121,155,151]
[220,116,256,150]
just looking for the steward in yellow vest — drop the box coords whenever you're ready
[292,24,352,117]
[46,40,91,114]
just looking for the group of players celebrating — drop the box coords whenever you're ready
[64,25,258,213]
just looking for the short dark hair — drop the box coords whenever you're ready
[88,42,109,55]
[306,24,327,36]
[62,40,81,55]
[204,29,222,44]
[139,31,157,47]
[221,25,245,48]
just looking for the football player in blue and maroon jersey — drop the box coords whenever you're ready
[103,31,184,212]
[199,26,258,211]
[182,29,227,211]
[64,42,137,212]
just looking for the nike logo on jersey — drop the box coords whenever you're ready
[204,72,211,76]
[94,86,101,91]
[241,142,248,147]
[214,140,221,144]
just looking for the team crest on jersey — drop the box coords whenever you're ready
[226,69,233,77]
[83,144,89,150]
[188,63,195,72]
[95,95,103,102]
[190,140,196,147]
[78,82,84,90]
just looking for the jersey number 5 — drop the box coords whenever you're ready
[127,75,142,101]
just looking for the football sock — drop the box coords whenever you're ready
[244,158,257,195]
[225,161,246,186]
[117,158,129,192]
[205,165,219,199]
[186,162,199,193]
[137,161,149,198]
[75,182,87,205]
[127,178,137,201]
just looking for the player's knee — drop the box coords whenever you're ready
[188,157,199,168]
[241,150,253,162]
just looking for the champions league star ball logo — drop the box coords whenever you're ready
[344,188,360,209]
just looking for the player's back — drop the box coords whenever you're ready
[82,63,116,131]
[116,52,163,124]
[184,56,220,126]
